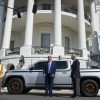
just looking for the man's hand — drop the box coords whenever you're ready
[43,74,46,77]
[52,74,55,77]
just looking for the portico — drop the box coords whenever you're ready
[0,0,98,59]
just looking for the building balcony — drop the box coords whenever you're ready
[65,48,83,57]
[33,46,51,55]
[5,47,20,56]
[5,46,83,57]
[14,4,90,22]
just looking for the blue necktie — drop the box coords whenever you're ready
[48,61,52,73]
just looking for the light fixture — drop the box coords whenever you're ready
[32,0,39,14]
[32,4,38,14]
[16,9,21,18]
[0,3,21,18]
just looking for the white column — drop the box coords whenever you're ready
[90,0,99,54]
[24,0,34,46]
[54,0,62,46]
[53,0,64,56]
[20,0,34,55]
[2,0,14,49]
[78,0,87,50]
[0,1,5,49]
[0,0,14,56]
[77,0,89,59]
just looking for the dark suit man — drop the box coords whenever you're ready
[43,56,56,96]
[71,55,80,98]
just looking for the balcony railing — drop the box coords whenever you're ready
[5,46,83,57]
[5,47,20,56]
[33,46,52,54]
[65,48,83,57]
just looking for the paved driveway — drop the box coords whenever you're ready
[0,89,100,100]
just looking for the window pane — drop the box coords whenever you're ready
[42,4,51,10]
[10,41,14,51]
[65,37,70,48]
[34,62,48,70]
[33,61,68,70]
[41,34,50,47]
[55,61,68,69]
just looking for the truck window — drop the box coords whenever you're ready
[55,61,68,69]
[33,61,68,70]
[34,61,47,70]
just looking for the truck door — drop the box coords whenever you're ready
[29,61,47,86]
[54,61,72,87]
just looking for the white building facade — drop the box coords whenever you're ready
[0,0,100,69]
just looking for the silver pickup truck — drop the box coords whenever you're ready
[2,60,100,96]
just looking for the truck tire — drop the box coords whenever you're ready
[81,79,99,96]
[7,78,24,94]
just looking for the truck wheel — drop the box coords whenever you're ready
[22,88,31,94]
[81,79,99,96]
[7,78,24,94]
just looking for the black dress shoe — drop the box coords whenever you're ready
[71,94,76,98]
[75,96,80,99]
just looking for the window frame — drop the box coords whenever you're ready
[41,33,50,48]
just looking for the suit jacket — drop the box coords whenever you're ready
[71,59,80,78]
[43,61,56,77]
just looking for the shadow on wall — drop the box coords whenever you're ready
[86,31,100,69]
[92,31,100,53]
[6,63,15,71]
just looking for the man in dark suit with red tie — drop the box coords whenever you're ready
[43,56,56,97]
[71,55,80,98]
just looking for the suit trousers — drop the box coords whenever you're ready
[45,74,54,95]
[72,77,80,96]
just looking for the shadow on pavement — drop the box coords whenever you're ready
[2,92,100,98]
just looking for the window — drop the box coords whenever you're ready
[34,61,48,70]
[55,61,68,69]
[10,41,14,51]
[41,34,50,48]
[65,36,70,48]
[42,4,51,10]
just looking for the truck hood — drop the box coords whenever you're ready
[6,69,30,73]
[80,69,100,72]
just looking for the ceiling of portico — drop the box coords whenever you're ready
[12,13,91,34]
[4,0,90,14]
[95,0,100,6]
[95,0,100,4]
[9,0,91,34]
[12,16,26,33]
